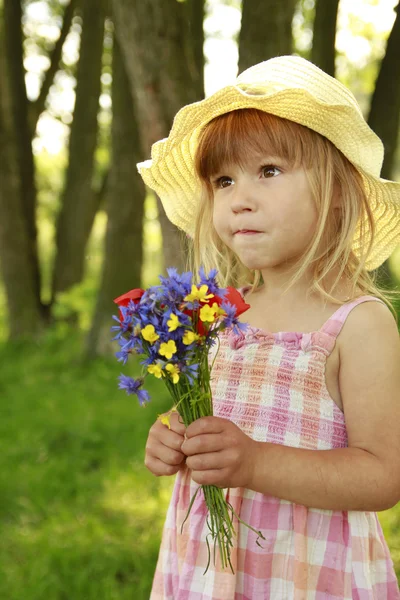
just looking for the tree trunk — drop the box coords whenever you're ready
[2,0,44,316]
[0,6,43,337]
[111,0,203,275]
[51,0,106,298]
[29,0,78,133]
[238,0,297,74]
[368,3,400,289]
[186,0,205,100]
[367,2,400,181]
[311,0,340,76]
[85,34,146,357]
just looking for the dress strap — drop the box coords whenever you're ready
[319,295,387,340]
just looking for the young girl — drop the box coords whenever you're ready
[138,55,400,599]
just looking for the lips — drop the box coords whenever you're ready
[235,229,262,234]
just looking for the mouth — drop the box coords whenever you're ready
[234,230,263,235]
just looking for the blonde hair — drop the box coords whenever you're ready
[184,109,399,322]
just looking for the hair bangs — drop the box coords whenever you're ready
[195,109,308,184]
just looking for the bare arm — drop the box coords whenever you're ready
[247,301,400,511]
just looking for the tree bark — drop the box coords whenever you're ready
[0,6,43,337]
[368,3,400,289]
[185,0,205,100]
[86,35,146,357]
[367,2,400,181]
[238,0,297,74]
[311,0,340,76]
[29,0,78,133]
[111,0,203,275]
[2,0,43,316]
[52,0,106,298]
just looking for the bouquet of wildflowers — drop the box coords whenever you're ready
[112,267,265,573]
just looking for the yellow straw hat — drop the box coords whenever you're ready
[137,55,400,270]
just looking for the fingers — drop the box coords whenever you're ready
[145,454,185,477]
[181,433,223,456]
[185,416,225,439]
[145,415,188,477]
[168,411,186,436]
[157,420,185,453]
[146,434,184,463]
[186,449,228,472]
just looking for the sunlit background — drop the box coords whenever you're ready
[26,0,398,154]
[1,3,399,598]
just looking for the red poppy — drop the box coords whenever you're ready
[182,286,250,336]
[213,287,251,318]
[114,288,145,306]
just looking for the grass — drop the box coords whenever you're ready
[0,325,174,600]
[0,323,399,599]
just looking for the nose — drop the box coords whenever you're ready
[230,179,258,214]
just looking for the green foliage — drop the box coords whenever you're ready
[0,324,399,599]
[0,325,174,600]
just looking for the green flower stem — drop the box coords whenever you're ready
[141,317,265,573]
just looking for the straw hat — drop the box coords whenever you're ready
[137,55,400,270]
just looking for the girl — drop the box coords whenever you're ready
[139,55,400,599]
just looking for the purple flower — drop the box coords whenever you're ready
[158,268,193,303]
[198,266,226,298]
[180,362,200,385]
[220,301,249,335]
[115,349,130,365]
[118,374,150,406]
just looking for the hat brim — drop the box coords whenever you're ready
[138,85,400,271]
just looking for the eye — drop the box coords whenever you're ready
[212,175,234,190]
[261,165,281,178]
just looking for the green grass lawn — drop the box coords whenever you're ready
[0,325,174,600]
[0,325,399,599]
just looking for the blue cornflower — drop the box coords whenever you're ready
[180,362,200,386]
[120,336,138,353]
[115,349,130,365]
[118,375,150,406]
[198,266,227,298]
[111,314,131,339]
[219,301,237,326]
[231,321,249,335]
[139,287,164,312]
[220,301,249,335]
[159,268,193,303]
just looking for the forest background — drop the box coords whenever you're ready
[1,0,400,598]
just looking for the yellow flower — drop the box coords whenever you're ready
[184,284,214,303]
[147,363,163,378]
[182,330,200,345]
[165,363,180,384]
[158,414,172,428]
[159,340,177,359]
[141,324,159,343]
[167,313,181,332]
[157,406,178,429]
[212,302,227,318]
[199,303,217,323]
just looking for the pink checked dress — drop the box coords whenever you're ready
[150,290,400,599]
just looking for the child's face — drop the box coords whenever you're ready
[211,154,318,276]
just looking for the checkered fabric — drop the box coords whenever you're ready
[150,291,400,599]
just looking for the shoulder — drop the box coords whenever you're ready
[337,297,400,410]
[336,296,400,418]
[338,297,398,353]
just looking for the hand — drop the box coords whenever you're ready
[181,416,258,488]
[144,411,187,477]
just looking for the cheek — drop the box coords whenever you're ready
[212,205,227,237]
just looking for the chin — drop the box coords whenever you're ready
[241,259,271,271]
